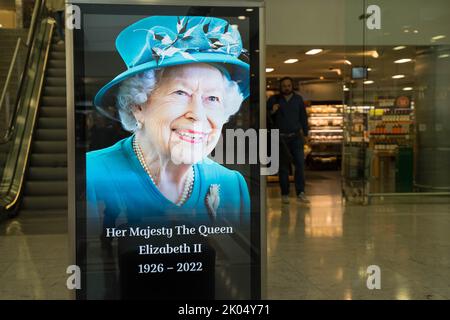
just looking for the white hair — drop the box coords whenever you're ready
[116,68,245,132]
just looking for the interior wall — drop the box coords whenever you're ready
[265,0,450,46]
[266,0,351,46]
[298,81,343,102]
[0,9,16,28]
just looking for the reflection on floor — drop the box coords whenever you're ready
[267,170,450,300]
[0,213,70,299]
[0,170,449,299]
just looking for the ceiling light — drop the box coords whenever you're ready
[265,68,274,73]
[371,51,379,58]
[438,54,449,59]
[403,87,413,91]
[0,24,3,28]
[284,58,298,64]
[367,68,372,71]
[393,46,406,51]
[344,60,352,65]
[320,76,324,80]
[364,80,374,84]
[432,35,446,41]
[394,58,412,64]
[413,30,419,34]
[238,16,246,20]
[392,74,405,79]
[404,29,410,33]
[305,49,323,55]
[343,87,350,91]
[246,8,254,12]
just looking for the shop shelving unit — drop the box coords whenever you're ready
[307,103,344,165]
[367,107,415,193]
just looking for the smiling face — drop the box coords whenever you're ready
[134,63,227,165]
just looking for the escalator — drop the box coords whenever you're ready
[0,0,65,217]
[20,36,67,216]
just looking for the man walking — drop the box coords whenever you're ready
[267,77,309,204]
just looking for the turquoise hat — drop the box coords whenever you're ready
[94,16,250,108]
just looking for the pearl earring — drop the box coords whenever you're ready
[136,121,143,130]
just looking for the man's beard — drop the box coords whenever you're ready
[282,89,293,95]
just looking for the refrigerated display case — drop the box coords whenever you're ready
[307,103,343,165]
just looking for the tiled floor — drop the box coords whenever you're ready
[0,214,70,299]
[1,170,449,299]
[266,170,450,300]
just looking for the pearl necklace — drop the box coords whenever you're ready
[132,137,194,206]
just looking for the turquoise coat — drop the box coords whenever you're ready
[86,136,250,225]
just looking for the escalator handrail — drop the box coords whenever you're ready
[0,37,22,129]
[26,0,44,47]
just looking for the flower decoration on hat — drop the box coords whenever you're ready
[130,17,247,67]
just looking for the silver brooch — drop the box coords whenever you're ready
[205,184,220,219]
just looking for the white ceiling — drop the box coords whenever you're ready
[266,44,424,89]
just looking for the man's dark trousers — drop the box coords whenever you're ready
[278,134,305,196]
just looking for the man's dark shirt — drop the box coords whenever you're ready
[267,93,309,136]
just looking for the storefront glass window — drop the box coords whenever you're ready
[342,0,450,201]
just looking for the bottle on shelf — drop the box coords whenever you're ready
[393,124,398,135]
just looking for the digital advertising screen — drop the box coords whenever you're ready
[68,1,262,300]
